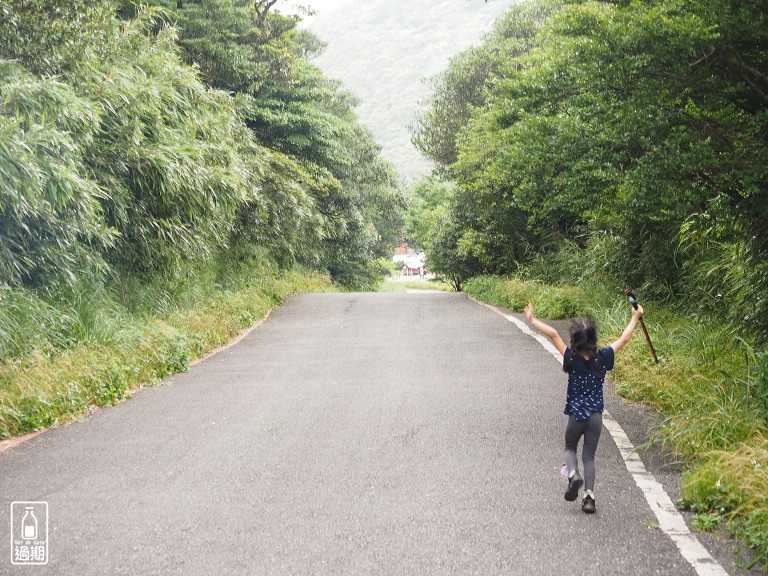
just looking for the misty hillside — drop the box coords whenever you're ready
[305,0,516,180]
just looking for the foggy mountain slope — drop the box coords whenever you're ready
[303,0,516,180]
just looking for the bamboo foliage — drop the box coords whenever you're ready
[83,12,246,271]
[0,0,114,76]
[0,60,112,287]
[0,0,404,291]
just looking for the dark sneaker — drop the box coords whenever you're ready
[564,472,583,501]
[582,495,596,513]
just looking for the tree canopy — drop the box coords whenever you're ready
[0,0,405,291]
[411,0,768,338]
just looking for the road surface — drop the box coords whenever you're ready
[0,293,736,574]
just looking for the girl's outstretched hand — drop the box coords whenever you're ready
[524,300,566,356]
[610,303,645,354]
[524,301,534,323]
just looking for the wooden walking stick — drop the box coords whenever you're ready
[624,289,658,363]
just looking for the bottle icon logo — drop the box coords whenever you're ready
[10,502,48,565]
[21,507,37,540]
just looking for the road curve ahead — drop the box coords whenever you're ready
[1,293,700,575]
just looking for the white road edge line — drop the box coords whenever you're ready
[471,297,728,576]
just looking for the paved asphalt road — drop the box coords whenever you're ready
[0,293,725,574]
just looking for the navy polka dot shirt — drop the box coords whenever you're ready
[563,346,615,421]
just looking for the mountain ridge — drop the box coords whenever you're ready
[304,0,516,180]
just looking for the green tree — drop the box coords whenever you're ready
[414,0,768,335]
[147,0,405,285]
[411,0,562,171]
[405,177,452,251]
[0,60,112,287]
[0,0,114,76]
[0,3,255,280]
[84,11,246,272]
[1,0,404,291]
[428,212,485,292]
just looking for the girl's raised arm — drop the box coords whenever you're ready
[610,305,644,354]
[525,302,567,357]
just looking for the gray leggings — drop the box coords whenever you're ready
[564,412,603,492]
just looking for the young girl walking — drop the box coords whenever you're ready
[524,301,644,513]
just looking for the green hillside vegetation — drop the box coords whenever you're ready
[0,1,404,437]
[410,0,768,566]
[307,0,515,178]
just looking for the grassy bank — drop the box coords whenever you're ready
[0,260,333,439]
[377,276,454,292]
[464,275,768,568]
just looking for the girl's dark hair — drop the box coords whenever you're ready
[563,318,602,375]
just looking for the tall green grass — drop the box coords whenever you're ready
[0,253,332,438]
[377,277,454,293]
[465,275,768,567]
[463,276,595,319]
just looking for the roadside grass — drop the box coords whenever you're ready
[464,275,768,567]
[463,275,595,318]
[377,276,454,292]
[0,263,333,439]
